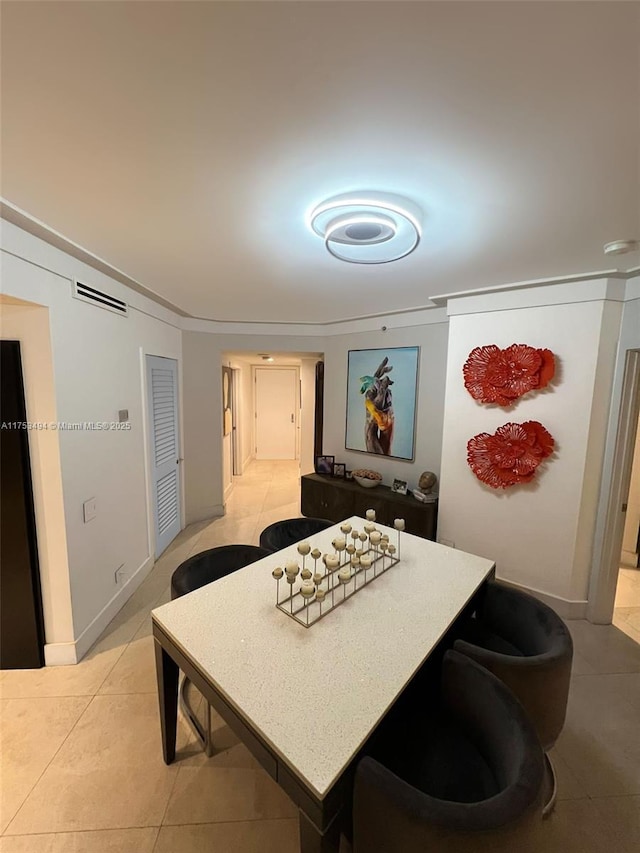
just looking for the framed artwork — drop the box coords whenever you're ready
[332,462,346,478]
[315,455,335,475]
[391,478,408,495]
[345,347,419,461]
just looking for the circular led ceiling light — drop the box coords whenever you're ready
[603,239,640,256]
[309,192,421,264]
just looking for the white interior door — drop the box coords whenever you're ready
[146,355,181,556]
[255,367,297,459]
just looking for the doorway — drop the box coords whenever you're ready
[0,340,45,668]
[613,380,640,638]
[146,355,181,557]
[591,349,640,635]
[255,367,298,460]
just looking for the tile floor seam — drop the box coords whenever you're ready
[91,639,132,695]
[159,815,298,828]
[148,825,163,853]
[2,694,97,837]
[1,825,164,838]
[586,793,640,800]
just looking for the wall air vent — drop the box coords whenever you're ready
[72,280,128,316]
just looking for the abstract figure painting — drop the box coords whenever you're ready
[346,347,419,460]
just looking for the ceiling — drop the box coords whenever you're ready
[1,1,638,324]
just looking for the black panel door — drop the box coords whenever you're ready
[1,340,45,668]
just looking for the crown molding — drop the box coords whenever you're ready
[0,199,189,317]
[3,200,638,334]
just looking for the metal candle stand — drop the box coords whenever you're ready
[272,515,405,628]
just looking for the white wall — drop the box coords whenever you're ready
[322,318,449,489]
[300,358,317,475]
[438,279,624,614]
[1,220,182,663]
[238,360,255,471]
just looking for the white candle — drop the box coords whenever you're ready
[366,509,376,521]
[370,531,382,545]
[394,518,405,531]
[297,541,311,556]
[272,567,283,579]
[360,554,372,569]
[340,523,352,534]
[285,560,299,575]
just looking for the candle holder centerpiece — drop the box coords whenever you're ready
[272,512,405,627]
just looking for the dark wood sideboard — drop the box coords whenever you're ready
[301,473,438,541]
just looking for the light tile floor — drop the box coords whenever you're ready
[614,567,640,643]
[1,459,639,852]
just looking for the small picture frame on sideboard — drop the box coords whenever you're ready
[315,455,335,475]
[332,462,346,478]
[391,478,408,495]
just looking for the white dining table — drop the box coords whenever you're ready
[152,516,495,852]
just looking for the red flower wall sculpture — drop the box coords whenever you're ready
[467,421,554,489]
[463,344,555,406]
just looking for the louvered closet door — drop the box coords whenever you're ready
[146,356,181,556]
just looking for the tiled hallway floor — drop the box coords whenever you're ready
[614,567,640,644]
[1,460,639,852]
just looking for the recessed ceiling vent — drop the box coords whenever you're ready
[73,280,128,316]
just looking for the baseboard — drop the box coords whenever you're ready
[44,642,80,667]
[224,480,234,500]
[621,549,639,568]
[185,503,225,525]
[44,554,155,666]
[496,576,588,620]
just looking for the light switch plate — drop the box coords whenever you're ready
[83,498,97,523]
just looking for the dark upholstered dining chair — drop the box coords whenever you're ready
[170,544,271,755]
[259,516,333,553]
[352,650,545,853]
[453,580,573,816]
